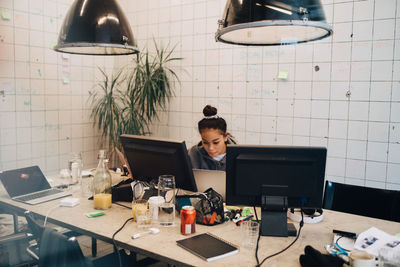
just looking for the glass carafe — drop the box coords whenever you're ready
[93,150,112,209]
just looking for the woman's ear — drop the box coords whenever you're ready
[223,134,229,143]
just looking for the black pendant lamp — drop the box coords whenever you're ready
[54,0,138,55]
[215,0,332,46]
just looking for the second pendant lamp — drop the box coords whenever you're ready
[215,0,333,46]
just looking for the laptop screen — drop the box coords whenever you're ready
[0,166,51,197]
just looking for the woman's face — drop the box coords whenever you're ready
[200,128,228,158]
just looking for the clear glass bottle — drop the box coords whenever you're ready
[93,150,112,209]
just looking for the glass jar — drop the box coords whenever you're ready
[93,150,112,209]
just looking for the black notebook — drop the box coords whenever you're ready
[176,233,238,262]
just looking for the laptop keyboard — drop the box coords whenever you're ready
[14,188,62,202]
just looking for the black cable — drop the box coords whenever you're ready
[113,202,132,209]
[112,217,133,267]
[253,206,261,266]
[255,209,304,267]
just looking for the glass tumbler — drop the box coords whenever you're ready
[157,175,176,226]
[68,152,82,184]
[241,221,260,249]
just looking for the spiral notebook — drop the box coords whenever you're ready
[176,233,238,262]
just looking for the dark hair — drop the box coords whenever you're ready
[198,105,227,135]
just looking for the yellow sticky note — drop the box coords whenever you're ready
[278,70,288,80]
[1,10,10,20]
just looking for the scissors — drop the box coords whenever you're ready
[325,241,349,256]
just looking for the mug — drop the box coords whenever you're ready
[349,251,376,267]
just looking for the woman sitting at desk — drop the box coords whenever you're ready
[188,105,236,171]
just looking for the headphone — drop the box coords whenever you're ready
[288,208,324,224]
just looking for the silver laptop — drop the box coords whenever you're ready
[0,166,71,205]
[193,169,226,201]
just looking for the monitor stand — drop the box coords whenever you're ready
[260,186,297,237]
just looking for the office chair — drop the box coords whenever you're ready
[323,180,400,222]
[24,211,45,261]
[0,210,37,266]
[24,211,137,267]
[39,227,91,267]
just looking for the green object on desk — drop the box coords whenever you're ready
[86,212,105,218]
[241,207,252,217]
[396,233,400,238]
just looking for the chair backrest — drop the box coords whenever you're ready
[39,227,91,267]
[323,180,400,222]
[24,211,45,244]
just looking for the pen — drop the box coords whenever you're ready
[236,215,254,226]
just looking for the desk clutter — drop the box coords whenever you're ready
[1,144,399,266]
[305,227,400,267]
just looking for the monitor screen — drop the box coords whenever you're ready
[120,134,197,192]
[226,145,327,236]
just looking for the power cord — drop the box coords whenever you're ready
[43,204,61,226]
[112,217,133,267]
[254,208,304,267]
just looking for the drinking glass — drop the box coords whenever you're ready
[80,172,93,198]
[157,175,176,226]
[68,152,82,184]
[241,221,260,249]
[132,199,151,228]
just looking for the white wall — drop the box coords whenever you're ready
[121,0,400,190]
[0,0,113,174]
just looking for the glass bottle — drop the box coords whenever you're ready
[93,150,112,209]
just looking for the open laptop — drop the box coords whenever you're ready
[0,166,71,205]
[193,169,226,201]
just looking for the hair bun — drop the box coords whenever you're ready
[203,105,217,117]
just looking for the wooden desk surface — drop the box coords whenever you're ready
[0,188,399,267]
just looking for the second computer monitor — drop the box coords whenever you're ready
[226,144,327,237]
[120,134,197,192]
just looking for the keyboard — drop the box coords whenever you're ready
[14,188,62,202]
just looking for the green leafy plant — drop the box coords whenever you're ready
[88,41,182,156]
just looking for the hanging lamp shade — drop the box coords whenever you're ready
[54,0,138,55]
[215,0,332,46]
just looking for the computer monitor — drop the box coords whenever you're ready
[120,134,197,192]
[226,145,327,237]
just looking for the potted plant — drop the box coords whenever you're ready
[88,41,182,162]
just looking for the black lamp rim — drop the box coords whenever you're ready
[54,42,139,55]
[215,20,333,46]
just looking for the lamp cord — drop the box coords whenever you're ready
[254,208,304,267]
[112,217,133,267]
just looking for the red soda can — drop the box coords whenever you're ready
[180,206,196,235]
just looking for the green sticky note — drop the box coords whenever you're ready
[62,75,69,84]
[50,41,57,49]
[396,233,400,238]
[1,10,10,20]
[278,70,288,80]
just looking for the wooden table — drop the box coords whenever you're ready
[0,188,399,267]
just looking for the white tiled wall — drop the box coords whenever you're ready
[0,0,111,174]
[118,0,400,190]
